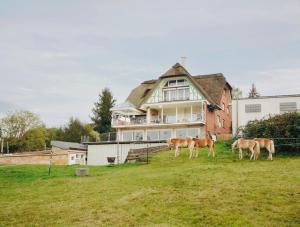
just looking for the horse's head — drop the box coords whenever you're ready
[231,140,238,152]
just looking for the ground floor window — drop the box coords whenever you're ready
[122,130,144,141]
[122,131,133,141]
[175,128,201,138]
[147,130,159,140]
[160,130,172,140]
[133,131,143,141]
[146,129,172,140]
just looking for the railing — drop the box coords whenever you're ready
[112,117,147,126]
[113,113,204,126]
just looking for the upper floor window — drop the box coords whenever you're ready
[245,104,261,113]
[164,88,190,102]
[280,102,297,113]
[217,115,222,128]
[164,79,188,87]
[221,102,225,111]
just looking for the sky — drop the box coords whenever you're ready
[0,0,299,126]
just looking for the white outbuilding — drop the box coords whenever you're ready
[232,94,300,135]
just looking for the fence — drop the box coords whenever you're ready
[237,137,300,154]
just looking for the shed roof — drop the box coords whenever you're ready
[51,141,87,150]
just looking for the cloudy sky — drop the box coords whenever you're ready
[0,0,299,126]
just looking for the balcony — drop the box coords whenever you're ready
[112,111,205,128]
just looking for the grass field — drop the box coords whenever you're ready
[0,143,299,226]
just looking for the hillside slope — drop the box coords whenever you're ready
[0,143,299,226]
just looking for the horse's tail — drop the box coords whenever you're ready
[270,140,275,153]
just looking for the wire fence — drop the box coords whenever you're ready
[237,137,300,155]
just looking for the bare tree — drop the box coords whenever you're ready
[232,86,243,99]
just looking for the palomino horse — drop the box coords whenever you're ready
[254,138,275,160]
[192,138,215,158]
[232,138,260,160]
[167,138,195,158]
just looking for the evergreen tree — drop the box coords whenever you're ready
[91,88,116,133]
[248,83,260,98]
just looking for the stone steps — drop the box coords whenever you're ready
[126,145,168,161]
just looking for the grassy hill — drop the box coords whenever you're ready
[0,143,299,226]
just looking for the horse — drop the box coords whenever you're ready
[167,138,195,158]
[232,138,260,160]
[254,138,275,160]
[192,138,215,158]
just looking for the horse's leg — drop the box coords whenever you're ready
[175,145,178,157]
[189,146,193,159]
[212,145,215,158]
[195,147,199,158]
[267,147,273,161]
[249,147,255,160]
[239,148,243,160]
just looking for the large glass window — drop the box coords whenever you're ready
[176,129,187,138]
[187,128,199,137]
[160,130,172,140]
[147,130,159,140]
[122,131,133,141]
[163,88,190,101]
[176,128,200,138]
[133,131,143,141]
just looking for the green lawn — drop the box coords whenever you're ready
[0,143,299,226]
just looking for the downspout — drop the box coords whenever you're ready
[236,98,239,136]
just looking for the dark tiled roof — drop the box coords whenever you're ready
[126,63,232,107]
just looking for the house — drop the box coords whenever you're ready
[111,63,232,141]
[51,141,87,165]
[232,94,300,135]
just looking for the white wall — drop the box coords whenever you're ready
[232,96,300,135]
[87,142,167,166]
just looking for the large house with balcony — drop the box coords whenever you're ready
[111,63,232,141]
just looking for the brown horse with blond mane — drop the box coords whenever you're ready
[167,138,195,158]
[232,138,260,160]
[254,138,275,160]
[192,138,215,158]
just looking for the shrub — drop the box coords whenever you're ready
[242,112,300,154]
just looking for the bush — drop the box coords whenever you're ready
[242,112,300,154]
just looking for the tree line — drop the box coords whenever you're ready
[0,88,115,153]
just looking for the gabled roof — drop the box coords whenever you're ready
[194,74,232,105]
[124,63,232,109]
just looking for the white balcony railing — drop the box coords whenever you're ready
[112,113,204,127]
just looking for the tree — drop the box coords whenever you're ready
[232,86,243,99]
[21,127,46,151]
[62,117,86,142]
[91,88,116,133]
[0,110,44,139]
[248,83,260,98]
[45,127,64,147]
[59,117,99,143]
[0,110,45,152]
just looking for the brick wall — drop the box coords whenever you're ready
[0,151,68,165]
[205,86,232,138]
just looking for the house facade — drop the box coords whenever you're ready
[232,94,300,135]
[111,63,232,141]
